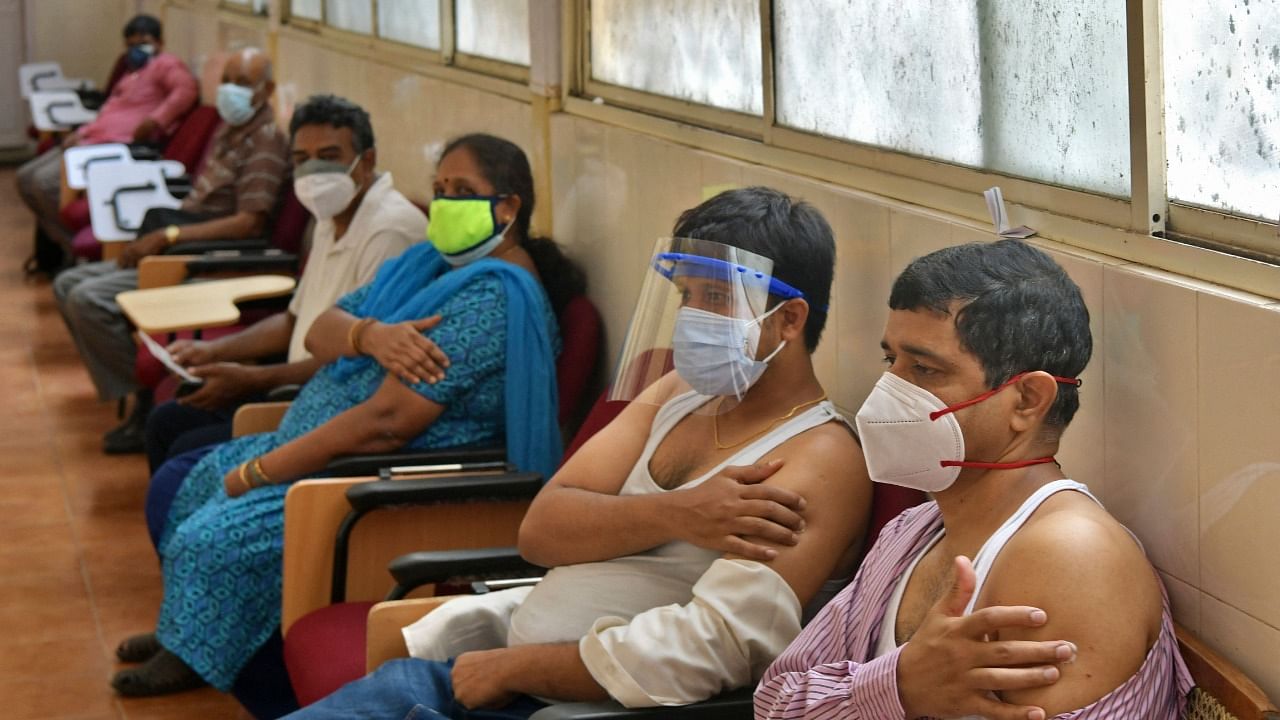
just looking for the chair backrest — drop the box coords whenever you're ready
[1177,623,1279,720]
[268,183,309,256]
[162,105,222,173]
[555,294,603,431]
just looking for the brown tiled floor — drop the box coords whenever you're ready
[0,165,245,719]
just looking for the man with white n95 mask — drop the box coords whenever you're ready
[141,94,426,512]
[756,239,1192,720]
[282,186,873,719]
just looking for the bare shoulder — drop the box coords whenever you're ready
[760,418,864,493]
[986,491,1164,714]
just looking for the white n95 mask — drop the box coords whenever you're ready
[854,371,1080,492]
[294,156,361,220]
[672,304,785,400]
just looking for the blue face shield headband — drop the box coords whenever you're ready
[651,252,825,312]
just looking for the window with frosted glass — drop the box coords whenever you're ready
[291,0,322,21]
[456,0,530,66]
[324,0,373,34]
[1163,0,1280,221]
[226,0,268,13]
[378,0,441,50]
[590,0,762,116]
[774,0,1130,196]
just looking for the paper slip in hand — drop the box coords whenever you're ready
[983,187,1037,239]
[136,331,203,384]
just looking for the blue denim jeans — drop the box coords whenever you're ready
[281,658,548,720]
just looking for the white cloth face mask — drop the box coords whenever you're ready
[672,304,786,400]
[293,156,361,221]
[854,371,965,492]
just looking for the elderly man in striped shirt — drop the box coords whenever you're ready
[756,240,1191,720]
[53,47,289,454]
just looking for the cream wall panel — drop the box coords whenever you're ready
[1196,295,1280,629]
[275,34,532,204]
[25,0,131,84]
[1101,266,1200,586]
[1159,571,1200,635]
[1041,251,1107,499]
[1201,594,1280,703]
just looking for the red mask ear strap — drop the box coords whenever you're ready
[942,457,1058,470]
[929,372,1081,422]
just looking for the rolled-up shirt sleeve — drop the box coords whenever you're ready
[754,647,905,720]
[579,559,803,708]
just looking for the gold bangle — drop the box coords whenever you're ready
[349,318,374,355]
[237,462,254,491]
[252,456,274,486]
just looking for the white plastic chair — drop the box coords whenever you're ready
[29,90,98,132]
[86,162,181,243]
[63,144,186,190]
[18,62,93,99]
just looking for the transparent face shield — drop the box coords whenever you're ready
[608,237,804,410]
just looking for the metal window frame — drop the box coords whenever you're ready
[565,0,1278,292]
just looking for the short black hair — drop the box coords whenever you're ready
[671,186,834,352]
[289,94,375,154]
[889,239,1092,429]
[123,14,162,41]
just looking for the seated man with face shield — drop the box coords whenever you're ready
[756,240,1191,720]
[53,47,291,454]
[281,186,872,719]
[141,94,426,482]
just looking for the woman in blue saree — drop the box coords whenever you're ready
[111,134,583,710]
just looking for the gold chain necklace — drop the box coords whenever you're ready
[713,393,828,450]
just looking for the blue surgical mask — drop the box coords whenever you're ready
[672,304,786,399]
[216,83,257,126]
[126,44,155,70]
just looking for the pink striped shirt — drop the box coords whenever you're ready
[755,502,1193,719]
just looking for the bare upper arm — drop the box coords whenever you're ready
[726,422,872,606]
[984,507,1163,715]
[359,374,445,437]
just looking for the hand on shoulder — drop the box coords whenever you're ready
[982,495,1164,716]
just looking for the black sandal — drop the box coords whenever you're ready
[115,632,162,663]
[110,648,207,697]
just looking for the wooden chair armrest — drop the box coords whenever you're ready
[232,401,292,437]
[137,255,197,289]
[366,596,460,672]
[1175,622,1279,718]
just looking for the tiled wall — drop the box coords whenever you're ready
[99,7,1280,703]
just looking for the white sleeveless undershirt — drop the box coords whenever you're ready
[506,390,845,647]
[872,479,1100,720]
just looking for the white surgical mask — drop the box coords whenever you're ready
[672,304,786,399]
[855,371,1079,492]
[294,156,362,220]
[216,83,257,126]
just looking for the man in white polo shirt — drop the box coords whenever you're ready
[142,94,426,475]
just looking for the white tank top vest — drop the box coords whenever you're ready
[873,479,1100,720]
[507,390,845,647]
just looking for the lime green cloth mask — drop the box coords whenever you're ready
[427,196,510,266]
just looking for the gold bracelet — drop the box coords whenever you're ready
[252,456,274,486]
[237,462,254,491]
[348,318,374,355]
